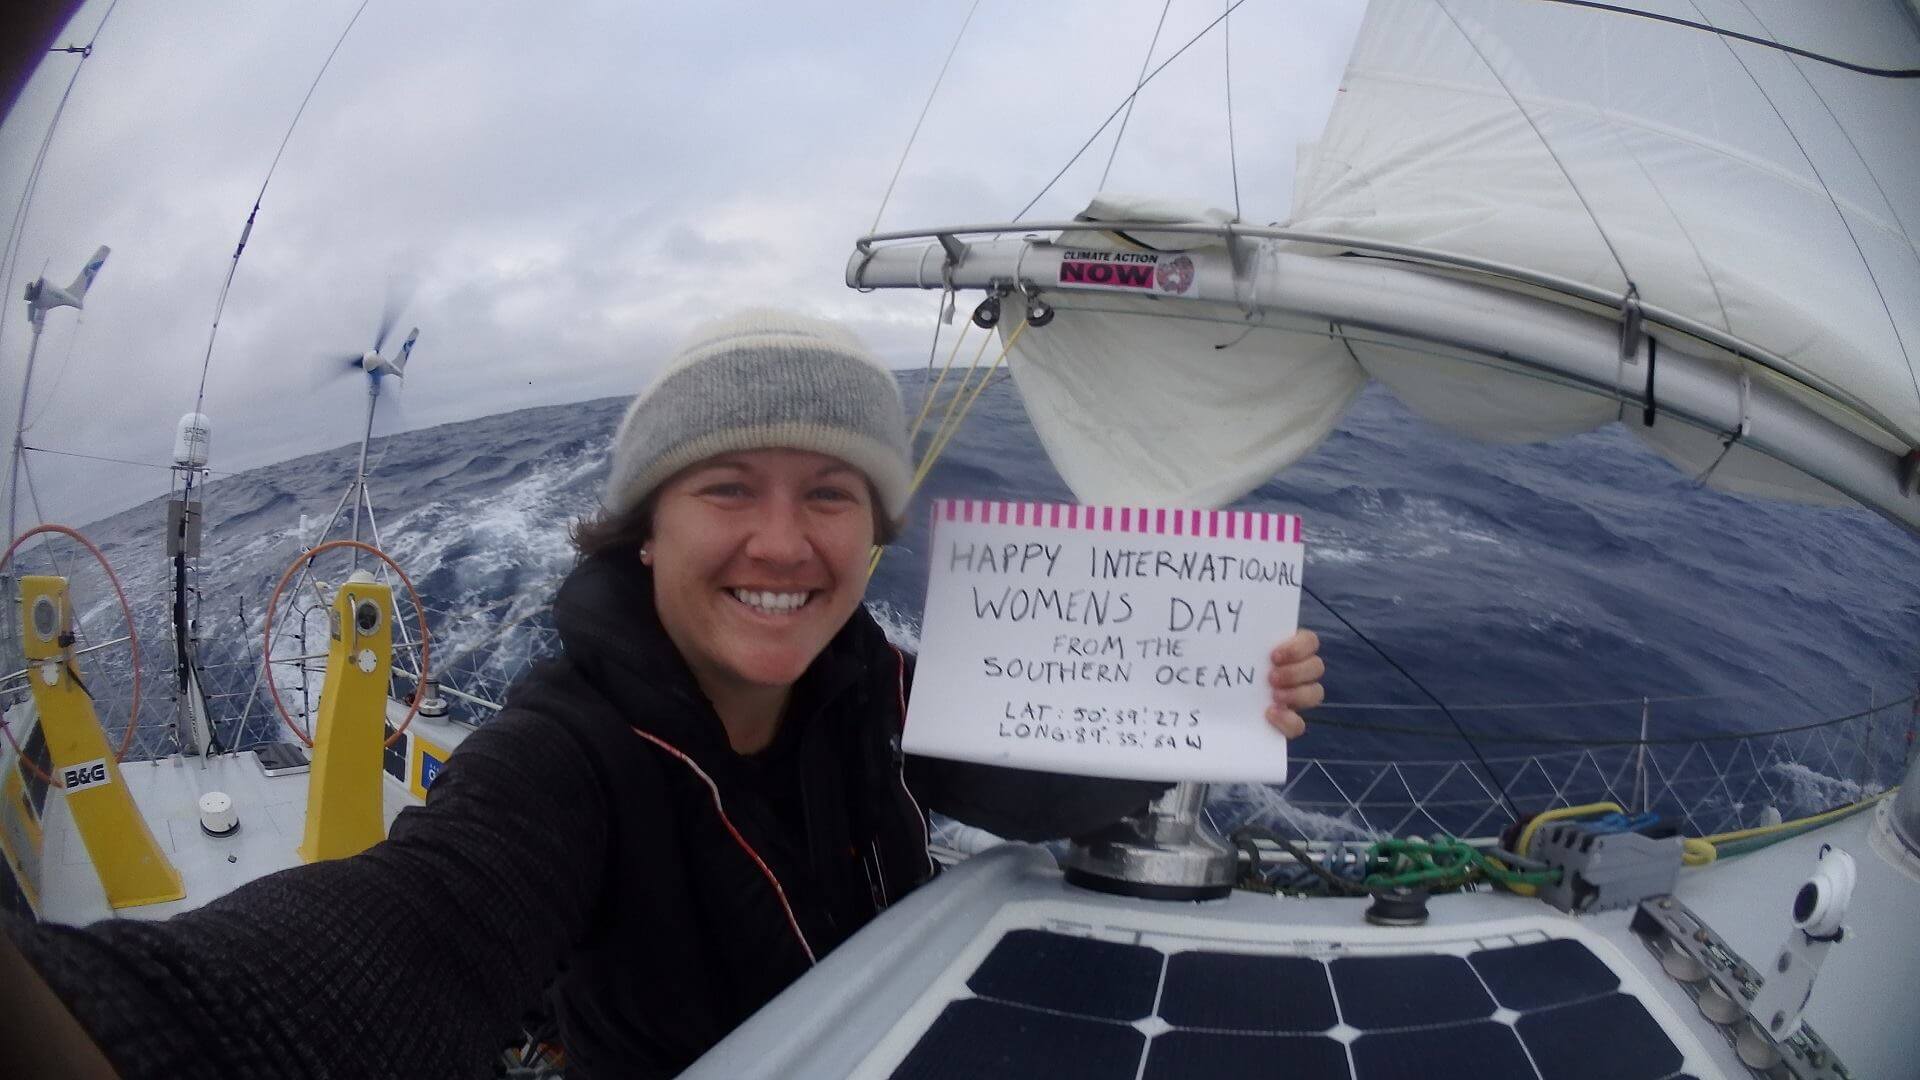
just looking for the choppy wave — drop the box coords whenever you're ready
[61,376,1916,826]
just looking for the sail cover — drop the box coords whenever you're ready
[994,0,1920,513]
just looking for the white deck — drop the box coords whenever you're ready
[34,699,475,925]
[688,808,1916,1080]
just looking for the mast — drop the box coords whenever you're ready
[168,412,211,754]
[349,377,379,570]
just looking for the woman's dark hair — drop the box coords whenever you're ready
[570,496,658,560]
[570,483,901,559]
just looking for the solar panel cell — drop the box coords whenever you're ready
[1515,993,1683,1080]
[890,998,1145,1080]
[965,929,1163,1021]
[1142,1030,1349,1079]
[1329,954,1495,1030]
[1471,939,1620,1011]
[1351,1020,1536,1080]
[1157,952,1338,1032]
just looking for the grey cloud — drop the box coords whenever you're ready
[1,0,1361,526]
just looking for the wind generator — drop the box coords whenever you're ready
[323,296,418,566]
[267,291,440,739]
[3,245,108,668]
[7,245,108,547]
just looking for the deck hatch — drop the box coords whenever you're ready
[890,929,1689,1080]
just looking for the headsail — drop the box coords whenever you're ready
[1289,0,1920,499]
[849,0,1920,530]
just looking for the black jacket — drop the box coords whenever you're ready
[8,554,1162,1079]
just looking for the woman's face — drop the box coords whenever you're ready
[646,448,876,697]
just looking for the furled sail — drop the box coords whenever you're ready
[849,0,1920,529]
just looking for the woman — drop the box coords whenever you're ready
[2,310,1324,1079]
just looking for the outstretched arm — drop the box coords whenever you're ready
[4,700,609,1080]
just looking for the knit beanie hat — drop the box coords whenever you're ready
[603,309,912,527]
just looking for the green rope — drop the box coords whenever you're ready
[1361,837,1562,890]
[1235,830,1563,896]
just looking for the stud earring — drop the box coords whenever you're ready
[638,546,652,565]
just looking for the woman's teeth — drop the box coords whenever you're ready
[730,589,812,614]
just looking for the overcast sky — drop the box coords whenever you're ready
[0,0,1363,526]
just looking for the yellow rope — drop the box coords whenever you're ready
[912,318,1028,493]
[905,317,973,448]
[915,323,998,473]
[869,317,1031,580]
[1697,789,1892,845]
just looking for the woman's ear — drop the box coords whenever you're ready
[638,545,653,566]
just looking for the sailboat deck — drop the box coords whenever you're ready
[689,808,1913,1080]
[34,699,473,925]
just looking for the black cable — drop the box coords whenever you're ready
[1303,583,1523,821]
[1232,824,1371,895]
[1530,0,1920,78]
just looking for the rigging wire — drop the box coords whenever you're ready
[1222,0,1241,220]
[21,311,84,431]
[1530,0,1920,78]
[1302,583,1521,820]
[189,0,374,417]
[869,0,981,235]
[1014,0,1252,222]
[1688,0,1920,420]
[20,443,232,475]
[1430,0,1634,291]
[0,0,122,431]
[1099,0,1173,191]
[1303,692,1913,747]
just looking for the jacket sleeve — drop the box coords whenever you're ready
[4,698,609,1080]
[895,651,1170,841]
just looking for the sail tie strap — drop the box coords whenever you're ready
[1695,366,1752,486]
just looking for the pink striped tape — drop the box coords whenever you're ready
[927,499,1301,542]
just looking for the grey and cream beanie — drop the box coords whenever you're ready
[604,309,912,526]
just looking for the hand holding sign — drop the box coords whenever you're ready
[906,500,1310,784]
[1267,629,1323,740]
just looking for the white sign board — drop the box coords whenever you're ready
[905,499,1304,783]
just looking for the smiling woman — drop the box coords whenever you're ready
[2,308,1324,1079]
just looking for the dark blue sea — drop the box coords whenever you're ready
[55,371,1920,835]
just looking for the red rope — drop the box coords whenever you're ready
[0,524,143,788]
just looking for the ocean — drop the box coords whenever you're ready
[49,370,1920,834]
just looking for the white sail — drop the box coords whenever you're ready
[849,0,1920,527]
[1289,0,1920,490]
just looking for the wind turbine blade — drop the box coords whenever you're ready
[372,273,418,354]
[391,328,419,377]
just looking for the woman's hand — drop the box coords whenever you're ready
[1266,628,1323,739]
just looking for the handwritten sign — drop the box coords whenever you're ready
[905,499,1303,783]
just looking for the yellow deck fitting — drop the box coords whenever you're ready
[18,576,183,909]
[298,576,395,863]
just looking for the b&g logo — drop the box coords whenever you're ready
[62,757,110,790]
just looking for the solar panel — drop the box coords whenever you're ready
[889,929,1689,1080]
